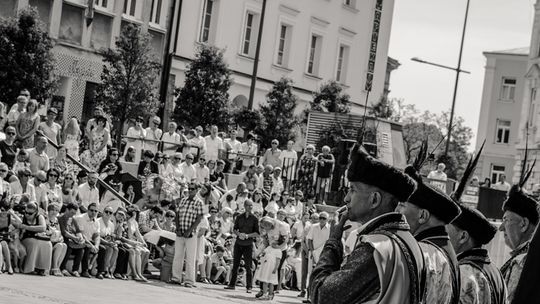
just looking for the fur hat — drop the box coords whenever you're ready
[452,203,497,245]
[503,186,540,225]
[404,166,461,224]
[347,144,416,202]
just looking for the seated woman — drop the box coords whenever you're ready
[44,168,63,209]
[124,205,150,282]
[16,202,52,275]
[137,150,159,182]
[46,204,67,276]
[100,180,126,213]
[112,208,131,280]
[61,172,78,207]
[98,148,123,186]
[97,206,118,279]
[0,199,21,274]
[121,146,136,163]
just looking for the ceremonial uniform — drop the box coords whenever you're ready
[310,213,424,304]
[500,242,528,303]
[458,249,506,304]
[309,144,423,304]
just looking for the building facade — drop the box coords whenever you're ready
[474,48,528,185]
[0,0,172,123]
[170,0,396,116]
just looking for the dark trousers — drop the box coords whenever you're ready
[97,246,109,273]
[275,250,288,288]
[301,249,309,290]
[114,247,129,275]
[81,247,95,273]
[61,247,84,271]
[229,243,253,289]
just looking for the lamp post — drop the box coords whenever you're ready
[411,0,471,156]
[247,0,267,109]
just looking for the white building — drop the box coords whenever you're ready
[169,0,396,116]
[474,48,528,185]
[0,0,172,123]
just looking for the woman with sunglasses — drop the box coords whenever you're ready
[125,206,150,281]
[15,202,52,275]
[97,206,118,279]
[0,162,17,190]
[251,190,265,215]
[61,172,78,206]
[99,148,123,185]
[161,210,176,233]
[0,126,18,168]
[44,168,63,209]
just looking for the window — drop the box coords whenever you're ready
[490,165,506,184]
[123,0,141,18]
[307,34,322,75]
[495,119,511,144]
[500,78,517,101]
[336,45,350,83]
[95,0,110,9]
[59,3,83,45]
[199,0,214,43]
[276,24,292,66]
[242,13,255,55]
[150,0,164,25]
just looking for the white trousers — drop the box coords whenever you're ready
[172,236,198,284]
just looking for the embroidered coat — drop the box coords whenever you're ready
[457,248,506,304]
[309,213,424,304]
[500,241,529,303]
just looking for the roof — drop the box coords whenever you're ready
[484,47,529,56]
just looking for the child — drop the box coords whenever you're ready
[255,236,283,300]
[12,149,30,173]
[152,234,175,282]
[209,245,230,284]
[0,199,21,274]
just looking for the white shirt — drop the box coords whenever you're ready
[224,138,242,159]
[240,142,258,166]
[492,181,511,191]
[10,181,36,202]
[189,136,207,155]
[161,132,181,154]
[307,223,330,250]
[271,175,284,195]
[98,217,115,238]
[78,183,100,209]
[180,162,196,182]
[75,213,101,241]
[204,135,223,161]
[427,170,447,181]
[7,108,24,125]
[164,162,183,180]
[195,164,210,183]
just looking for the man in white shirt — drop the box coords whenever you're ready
[180,153,197,183]
[224,129,242,158]
[195,156,210,184]
[204,125,223,162]
[74,202,101,278]
[77,172,100,211]
[31,170,48,210]
[427,163,448,181]
[27,136,50,175]
[271,167,284,195]
[492,174,511,191]
[162,122,181,156]
[145,116,163,154]
[307,211,330,264]
[240,134,258,171]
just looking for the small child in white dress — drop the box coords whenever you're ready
[255,236,283,300]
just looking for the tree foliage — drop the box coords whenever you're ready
[255,77,299,150]
[310,80,351,113]
[95,23,161,147]
[0,7,57,104]
[174,44,231,130]
[396,102,473,179]
[232,107,266,135]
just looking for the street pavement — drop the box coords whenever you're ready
[0,274,304,304]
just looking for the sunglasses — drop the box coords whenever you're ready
[88,209,98,213]
[104,210,113,214]
[0,169,7,173]
[65,177,73,180]
[111,153,119,156]
[49,174,58,178]
[319,217,328,220]
[166,214,175,218]
[7,132,15,136]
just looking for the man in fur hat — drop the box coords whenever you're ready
[499,185,539,303]
[448,204,506,304]
[397,165,461,304]
[309,145,424,304]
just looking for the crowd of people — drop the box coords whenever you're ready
[0,89,343,301]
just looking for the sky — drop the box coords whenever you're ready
[388,0,536,150]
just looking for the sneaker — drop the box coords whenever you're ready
[71,271,80,277]
[184,282,195,288]
[61,269,71,277]
[224,285,236,290]
[255,290,264,298]
[246,289,252,294]
[97,273,104,280]
[114,273,123,280]
[81,271,92,278]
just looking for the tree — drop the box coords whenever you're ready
[95,23,160,148]
[174,44,231,129]
[256,77,299,150]
[0,7,57,104]
[310,80,351,113]
[232,107,266,135]
[397,101,473,179]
